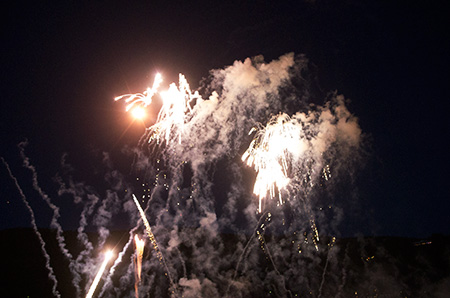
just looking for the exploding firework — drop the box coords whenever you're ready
[3,53,369,298]
[242,114,302,212]
[116,73,201,145]
[115,73,162,113]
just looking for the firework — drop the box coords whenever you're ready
[131,194,177,294]
[115,73,201,145]
[114,73,162,113]
[134,234,145,298]
[134,234,145,282]
[1,53,366,297]
[242,114,304,212]
[86,250,114,298]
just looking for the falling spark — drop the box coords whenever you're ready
[134,235,145,282]
[86,250,114,298]
[242,114,303,212]
[134,234,145,298]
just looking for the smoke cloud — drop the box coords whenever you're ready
[6,53,438,298]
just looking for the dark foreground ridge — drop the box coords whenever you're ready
[1,228,449,297]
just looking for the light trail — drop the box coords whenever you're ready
[86,250,114,298]
[134,234,145,282]
[134,234,145,298]
[131,194,177,295]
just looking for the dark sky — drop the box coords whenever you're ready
[1,0,449,237]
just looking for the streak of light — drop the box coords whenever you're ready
[134,234,145,298]
[131,194,178,295]
[86,250,114,298]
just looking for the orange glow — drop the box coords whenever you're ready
[131,106,146,120]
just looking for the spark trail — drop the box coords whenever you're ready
[86,250,114,298]
[99,228,138,298]
[134,234,145,298]
[131,194,177,294]
[1,158,61,298]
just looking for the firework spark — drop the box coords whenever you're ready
[115,73,162,112]
[242,114,304,212]
[134,234,145,282]
[131,194,177,294]
[86,250,114,298]
[134,234,145,298]
[115,73,201,145]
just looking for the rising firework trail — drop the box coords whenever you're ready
[86,250,114,298]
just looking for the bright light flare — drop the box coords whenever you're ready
[86,250,114,298]
[115,73,202,144]
[115,73,162,112]
[242,114,303,212]
[131,106,146,120]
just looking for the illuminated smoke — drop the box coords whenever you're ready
[110,53,363,296]
[3,53,367,297]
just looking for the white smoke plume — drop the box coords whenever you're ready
[1,157,61,298]
[18,141,82,296]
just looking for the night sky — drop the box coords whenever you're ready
[1,0,449,239]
